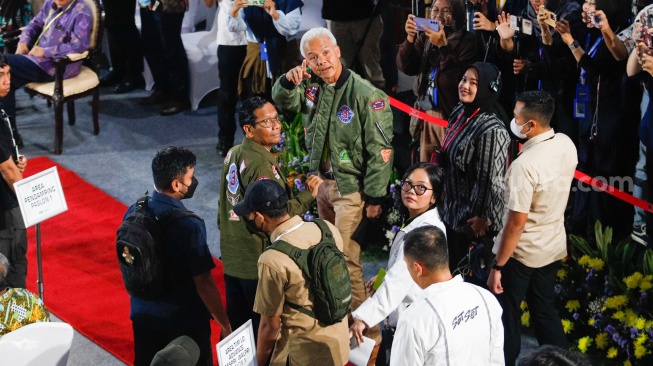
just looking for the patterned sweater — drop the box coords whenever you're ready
[441,103,510,234]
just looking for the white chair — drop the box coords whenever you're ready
[0,322,74,366]
[182,9,220,111]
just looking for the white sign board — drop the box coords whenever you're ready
[14,166,68,228]
[217,319,257,366]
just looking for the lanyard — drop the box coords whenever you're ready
[274,221,305,242]
[34,0,77,47]
[1,110,19,160]
[442,108,480,150]
[580,35,603,81]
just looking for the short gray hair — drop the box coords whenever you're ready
[300,27,338,58]
[0,253,9,283]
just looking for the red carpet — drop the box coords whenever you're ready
[24,157,226,365]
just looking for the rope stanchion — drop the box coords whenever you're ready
[388,94,653,214]
[388,96,448,128]
[574,170,653,214]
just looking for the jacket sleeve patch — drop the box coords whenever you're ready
[381,149,392,163]
[227,163,239,194]
[257,176,270,181]
[370,99,386,111]
[224,150,232,165]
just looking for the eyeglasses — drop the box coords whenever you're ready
[251,116,282,129]
[400,181,433,196]
[430,7,452,17]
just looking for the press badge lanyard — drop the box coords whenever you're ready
[274,221,305,242]
[574,35,602,121]
[34,0,77,47]
[442,108,480,150]
[1,110,19,160]
[428,67,439,106]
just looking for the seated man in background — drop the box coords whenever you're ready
[391,226,504,365]
[5,0,93,146]
[0,253,50,336]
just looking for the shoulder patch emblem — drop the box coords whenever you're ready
[257,176,270,181]
[337,105,354,124]
[228,210,240,221]
[340,150,352,163]
[227,163,239,194]
[224,150,232,165]
[370,99,386,111]
[381,149,392,163]
[305,85,319,102]
[271,165,281,179]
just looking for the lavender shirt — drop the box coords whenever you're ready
[18,0,93,79]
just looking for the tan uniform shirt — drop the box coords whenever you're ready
[254,216,350,366]
[495,130,578,268]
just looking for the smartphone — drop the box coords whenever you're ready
[247,0,264,6]
[414,17,440,32]
[542,9,557,27]
[587,12,600,28]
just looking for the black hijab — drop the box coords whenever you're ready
[461,62,507,122]
[243,0,303,76]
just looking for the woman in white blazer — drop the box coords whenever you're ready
[351,162,447,345]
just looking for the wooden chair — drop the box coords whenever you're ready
[24,0,103,154]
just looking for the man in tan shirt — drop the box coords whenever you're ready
[487,90,578,366]
[233,180,349,366]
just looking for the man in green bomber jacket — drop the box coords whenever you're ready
[217,96,322,340]
[272,27,394,359]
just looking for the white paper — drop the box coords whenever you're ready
[348,336,376,366]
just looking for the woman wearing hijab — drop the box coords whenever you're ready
[496,0,584,142]
[228,0,303,100]
[440,62,510,280]
[397,0,478,163]
[557,0,640,241]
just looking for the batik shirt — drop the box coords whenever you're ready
[0,288,50,336]
[18,0,92,78]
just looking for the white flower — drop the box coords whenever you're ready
[386,209,401,225]
[385,230,395,241]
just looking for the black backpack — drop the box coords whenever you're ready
[267,219,352,326]
[116,195,200,300]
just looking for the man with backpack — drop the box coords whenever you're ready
[233,179,350,366]
[121,146,231,366]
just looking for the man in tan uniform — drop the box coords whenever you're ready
[234,180,349,366]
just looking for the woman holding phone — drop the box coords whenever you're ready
[398,0,477,163]
[350,163,446,351]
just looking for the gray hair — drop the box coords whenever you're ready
[300,27,338,58]
[0,253,9,283]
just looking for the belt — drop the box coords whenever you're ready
[321,171,335,180]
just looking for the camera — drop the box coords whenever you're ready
[541,9,557,28]
[587,12,601,27]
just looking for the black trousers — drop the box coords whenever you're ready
[140,8,189,98]
[104,0,143,78]
[223,273,260,340]
[132,320,212,366]
[217,45,247,145]
[498,258,567,366]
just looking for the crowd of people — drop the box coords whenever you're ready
[2,0,653,365]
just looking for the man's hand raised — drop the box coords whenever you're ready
[285,59,311,85]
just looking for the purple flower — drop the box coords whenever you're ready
[606,325,617,335]
[294,178,305,191]
[630,327,639,339]
[390,185,396,193]
[573,312,580,320]
[391,225,401,234]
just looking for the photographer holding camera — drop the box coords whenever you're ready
[495,0,584,142]
[398,0,477,163]
[558,0,641,241]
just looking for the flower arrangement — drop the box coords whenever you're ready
[382,176,403,251]
[273,113,317,221]
[522,221,653,365]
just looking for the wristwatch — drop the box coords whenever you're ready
[569,40,580,51]
[490,258,505,271]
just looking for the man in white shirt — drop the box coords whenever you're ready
[391,225,504,366]
[488,90,578,366]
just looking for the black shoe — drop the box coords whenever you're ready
[100,71,122,87]
[160,100,190,116]
[114,76,145,94]
[216,140,233,156]
[138,90,169,106]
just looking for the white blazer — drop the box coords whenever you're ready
[353,208,446,327]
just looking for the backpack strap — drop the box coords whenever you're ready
[312,218,335,247]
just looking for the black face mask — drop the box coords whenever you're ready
[181,176,198,199]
